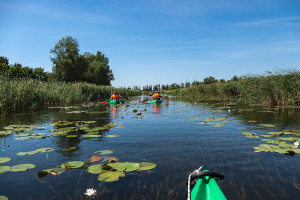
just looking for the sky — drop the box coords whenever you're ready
[0,0,300,88]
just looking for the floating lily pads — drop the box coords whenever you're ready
[278,137,298,141]
[108,162,140,172]
[0,195,8,200]
[137,162,156,171]
[17,148,54,156]
[10,164,35,172]
[260,134,275,138]
[87,155,102,163]
[197,122,215,125]
[268,131,292,135]
[94,150,113,155]
[241,132,259,138]
[259,124,276,128]
[260,139,280,144]
[82,134,102,138]
[105,134,119,138]
[86,164,103,174]
[247,120,257,123]
[0,130,13,136]
[61,161,85,169]
[97,170,125,182]
[205,117,227,122]
[0,166,11,174]
[38,168,65,178]
[0,157,11,164]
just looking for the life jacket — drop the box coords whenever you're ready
[111,94,119,100]
[153,93,161,99]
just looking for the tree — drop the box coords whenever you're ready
[50,36,86,82]
[0,56,10,76]
[83,51,114,85]
[203,76,217,84]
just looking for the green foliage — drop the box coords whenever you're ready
[166,68,300,106]
[0,77,141,115]
[203,76,217,84]
[50,36,114,85]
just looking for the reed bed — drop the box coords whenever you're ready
[0,77,141,115]
[166,68,300,106]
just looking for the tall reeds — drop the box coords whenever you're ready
[166,68,300,106]
[0,77,141,115]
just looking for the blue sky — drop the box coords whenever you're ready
[0,0,300,88]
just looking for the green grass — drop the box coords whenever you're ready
[166,68,300,106]
[0,77,141,115]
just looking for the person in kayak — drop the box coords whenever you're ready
[110,91,120,100]
[152,92,162,100]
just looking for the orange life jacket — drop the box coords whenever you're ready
[153,93,161,99]
[111,94,119,100]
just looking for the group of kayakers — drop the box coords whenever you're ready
[110,91,164,101]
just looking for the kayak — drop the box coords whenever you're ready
[188,170,226,200]
[110,99,120,104]
[152,99,162,104]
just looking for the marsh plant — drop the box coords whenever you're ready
[0,76,140,116]
[167,68,300,106]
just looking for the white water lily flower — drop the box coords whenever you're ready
[84,188,97,197]
[294,141,299,147]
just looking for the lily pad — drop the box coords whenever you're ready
[268,131,292,135]
[138,162,156,171]
[0,130,13,136]
[259,124,276,128]
[260,135,275,138]
[197,122,215,125]
[10,164,35,172]
[38,168,65,178]
[94,150,113,155]
[0,195,8,200]
[278,137,298,141]
[0,166,11,174]
[86,164,103,174]
[87,155,102,163]
[82,135,102,138]
[105,134,120,138]
[187,118,200,120]
[260,139,280,144]
[108,162,140,172]
[61,161,85,169]
[242,132,259,138]
[0,157,11,164]
[97,170,125,182]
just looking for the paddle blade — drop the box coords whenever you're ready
[141,99,145,102]
[102,101,106,104]
[165,98,169,101]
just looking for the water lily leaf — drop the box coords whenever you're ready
[105,134,119,138]
[212,123,227,127]
[10,164,35,172]
[87,155,102,163]
[0,130,13,136]
[0,156,11,164]
[36,148,54,153]
[261,139,280,144]
[97,170,125,182]
[82,134,102,138]
[259,124,276,128]
[125,162,140,172]
[94,150,113,155]
[260,135,275,138]
[197,122,215,125]
[0,166,11,174]
[38,168,65,178]
[0,195,8,200]
[268,131,292,135]
[278,137,298,141]
[61,161,85,169]
[247,120,257,123]
[104,123,116,128]
[278,142,297,149]
[108,162,140,172]
[86,164,103,174]
[138,162,156,171]
[205,117,227,122]
[242,132,257,137]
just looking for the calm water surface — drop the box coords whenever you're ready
[0,97,300,200]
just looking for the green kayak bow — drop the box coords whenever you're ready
[187,168,226,200]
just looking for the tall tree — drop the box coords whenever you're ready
[50,36,87,82]
[83,51,114,85]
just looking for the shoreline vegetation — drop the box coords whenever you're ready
[0,76,141,116]
[164,68,300,107]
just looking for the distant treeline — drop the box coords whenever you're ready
[164,69,300,106]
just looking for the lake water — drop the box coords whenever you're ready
[0,97,300,200]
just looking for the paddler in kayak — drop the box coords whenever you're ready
[110,91,120,100]
[152,92,162,100]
